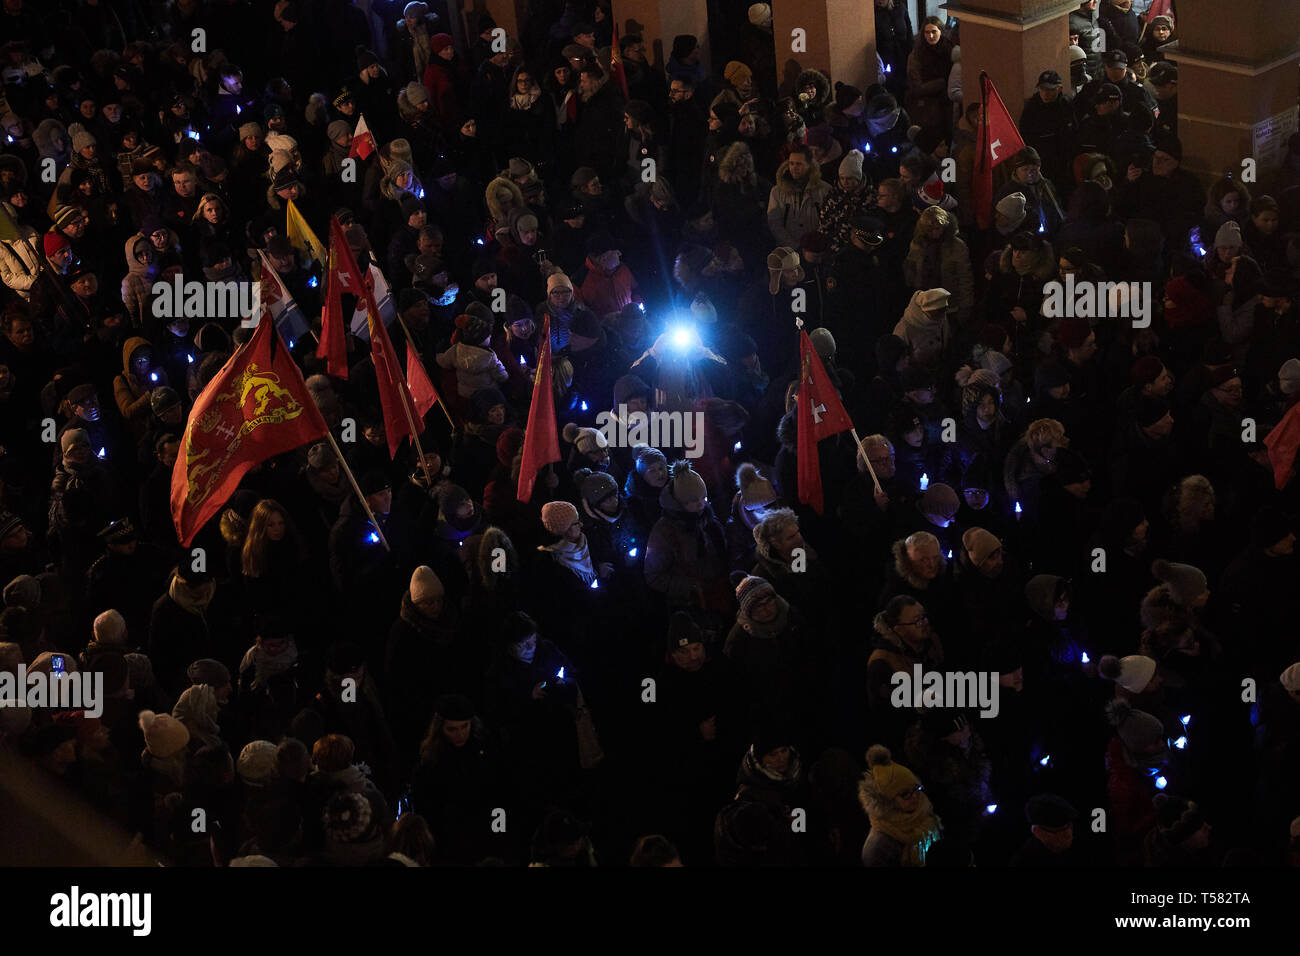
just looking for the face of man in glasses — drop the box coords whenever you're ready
[864,442,895,479]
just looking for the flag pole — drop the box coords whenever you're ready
[849,427,883,496]
[323,431,391,552]
[395,314,458,431]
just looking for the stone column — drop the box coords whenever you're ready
[940,0,1076,113]
[614,0,712,75]
[1164,0,1300,184]
[768,0,877,95]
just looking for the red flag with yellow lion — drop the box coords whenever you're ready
[170,315,329,545]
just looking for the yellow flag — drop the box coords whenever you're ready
[285,199,327,267]
[0,203,19,242]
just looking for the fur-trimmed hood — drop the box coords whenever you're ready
[997,240,1057,279]
[795,69,831,108]
[891,538,947,589]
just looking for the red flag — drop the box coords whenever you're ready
[609,24,629,99]
[516,316,560,502]
[1145,0,1173,23]
[367,294,422,458]
[973,72,1027,230]
[349,114,376,160]
[1264,402,1300,491]
[171,316,328,545]
[796,329,854,514]
[318,215,363,378]
[405,341,440,421]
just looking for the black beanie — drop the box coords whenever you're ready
[671,34,697,60]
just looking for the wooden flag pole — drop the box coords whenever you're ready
[324,430,390,552]
[396,314,458,432]
[849,427,883,496]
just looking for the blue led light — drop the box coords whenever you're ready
[307,275,319,288]
[1154,775,1168,790]
[96,447,107,459]
[627,547,638,558]
[919,472,929,491]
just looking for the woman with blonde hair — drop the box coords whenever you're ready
[241,498,307,615]
[903,206,973,325]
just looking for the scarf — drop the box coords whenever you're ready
[172,684,222,748]
[510,88,541,111]
[739,746,803,785]
[866,108,900,138]
[539,535,596,585]
[867,795,942,866]
[306,466,350,503]
[411,26,431,76]
[168,573,215,615]
[737,594,792,639]
[239,639,299,690]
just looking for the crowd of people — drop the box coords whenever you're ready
[1,0,1300,868]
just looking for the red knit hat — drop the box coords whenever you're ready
[42,231,70,257]
[1056,317,1091,350]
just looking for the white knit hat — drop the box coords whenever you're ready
[92,609,127,645]
[410,565,445,603]
[1278,358,1300,396]
[1281,661,1300,693]
[838,148,865,181]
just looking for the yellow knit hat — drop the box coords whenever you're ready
[866,744,920,798]
[724,61,752,87]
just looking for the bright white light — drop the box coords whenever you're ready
[733,441,742,452]
[1081,652,1090,664]
[557,667,566,679]
[1180,714,1191,726]
[1014,502,1023,515]
[96,447,107,459]
[475,237,485,246]
[669,324,695,350]
[985,804,998,815]
[589,579,599,589]
[1039,755,1051,767]
[235,105,241,115]
[637,302,645,312]
[187,353,195,364]
[1154,775,1168,790]
[919,472,929,491]
[150,372,158,382]
[580,400,588,412]
[627,547,638,558]
[1174,736,1187,750]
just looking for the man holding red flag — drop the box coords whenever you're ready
[171,316,329,546]
[795,326,854,515]
[972,72,1027,230]
[517,316,560,503]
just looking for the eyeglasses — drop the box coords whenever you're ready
[868,454,895,465]
[898,615,929,627]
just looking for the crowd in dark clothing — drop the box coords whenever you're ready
[3,0,1300,869]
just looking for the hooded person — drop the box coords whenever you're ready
[644,461,731,613]
[624,445,669,529]
[172,683,223,750]
[894,288,953,367]
[120,233,159,328]
[724,574,819,736]
[435,311,509,400]
[858,744,943,866]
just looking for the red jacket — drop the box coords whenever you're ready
[1106,736,1158,864]
[578,258,639,319]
